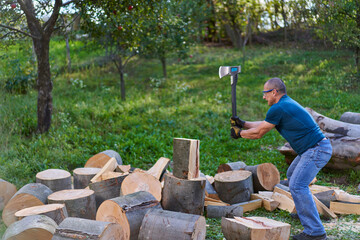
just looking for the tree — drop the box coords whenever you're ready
[0,0,75,133]
[314,0,360,77]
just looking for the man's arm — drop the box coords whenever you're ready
[243,121,263,129]
[240,121,275,139]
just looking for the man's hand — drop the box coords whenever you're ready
[231,126,242,139]
[230,116,245,128]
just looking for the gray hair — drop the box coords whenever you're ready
[266,77,287,94]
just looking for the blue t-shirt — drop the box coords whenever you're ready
[265,95,324,155]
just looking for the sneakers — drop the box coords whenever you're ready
[292,232,328,240]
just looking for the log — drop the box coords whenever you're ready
[173,138,200,179]
[334,190,360,203]
[2,183,53,227]
[204,196,230,207]
[306,107,360,137]
[221,216,291,240]
[2,215,57,240]
[52,217,123,240]
[116,164,132,173]
[244,163,280,192]
[330,201,360,215]
[47,189,96,220]
[206,205,243,218]
[89,172,128,208]
[217,161,247,173]
[0,179,17,211]
[271,192,296,213]
[279,133,360,170]
[36,169,72,192]
[138,208,206,240]
[232,199,262,213]
[85,150,122,168]
[15,203,68,225]
[161,173,205,215]
[120,171,162,201]
[73,167,101,189]
[96,191,161,240]
[90,157,118,183]
[340,112,360,125]
[200,172,219,200]
[146,157,170,180]
[214,170,253,204]
[314,190,336,208]
[310,184,340,194]
[250,194,279,212]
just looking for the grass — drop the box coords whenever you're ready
[0,40,359,239]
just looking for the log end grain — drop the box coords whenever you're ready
[256,163,280,191]
[0,179,17,211]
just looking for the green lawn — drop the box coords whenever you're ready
[0,43,359,239]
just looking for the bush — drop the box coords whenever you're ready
[4,59,36,94]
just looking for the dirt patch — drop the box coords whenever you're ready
[324,219,360,239]
[329,175,349,186]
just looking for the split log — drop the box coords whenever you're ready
[2,215,57,240]
[15,203,68,225]
[146,157,170,180]
[279,133,360,170]
[173,138,200,179]
[120,171,162,201]
[330,201,360,215]
[89,172,128,208]
[233,199,262,213]
[116,164,132,173]
[310,184,340,194]
[85,150,122,168]
[138,208,206,240]
[161,173,205,215]
[312,195,337,219]
[0,179,17,211]
[200,172,219,200]
[73,167,101,189]
[96,191,161,240]
[340,112,360,125]
[274,184,290,193]
[2,183,53,227]
[250,194,279,212]
[52,217,123,240]
[314,190,336,208]
[206,205,243,218]
[217,161,247,173]
[36,169,72,192]
[48,189,96,220]
[244,163,280,192]
[271,192,296,213]
[306,107,360,137]
[257,191,274,199]
[334,190,360,203]
[204,196,230,207]
[214,170,253,204]
[221,216,291,240]
[90,157,118,183]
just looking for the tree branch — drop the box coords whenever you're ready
[0,23,40,39]
[62,0,77,7]
[44,0,62,35]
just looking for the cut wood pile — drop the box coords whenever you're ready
[279,108,360,170]
[2,137,359,239]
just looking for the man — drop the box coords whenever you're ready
[231,77,332,240]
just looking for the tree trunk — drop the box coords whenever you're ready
[65,33,71,73]
[34,38,53,133]
[280,0,287,43]
[160,57,167,78]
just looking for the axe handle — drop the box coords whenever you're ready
[231,74,238,118]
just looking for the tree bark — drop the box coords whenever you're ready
[173,138,200,179]
[85,150,122,168]
[160,57,167,78]
[0,179,17,211]
[36,169,72,192]
[73,168,101,189]
[340,112,360,124]
[206,205,243,219]
[15,203,68,225]
[217,161,247,173]
[65,33,71,73]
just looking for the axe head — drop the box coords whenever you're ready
[219,66,241,79]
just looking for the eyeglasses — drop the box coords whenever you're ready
[262,89,277,96]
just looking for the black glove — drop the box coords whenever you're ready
[231,126,242,139]
[230,116,245,128]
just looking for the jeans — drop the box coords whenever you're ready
[287,138,332,236]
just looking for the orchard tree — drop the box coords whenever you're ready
[0,0,76,133]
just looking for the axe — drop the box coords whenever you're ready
[219,66,241,119]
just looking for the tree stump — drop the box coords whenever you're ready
[173,138,200,179]
[73,167,101,189]
[161,173,205,215]
[244,163,280,192]
[306,107,360,137]
[47,189,96,220]
[52,217,124,240]
[85,150,122,168]
[2,183,53,227]
[206,205,243,218]
[15,203,68,225]
[214,170,253,204]
[120,171,162,201]
[89,172,128,208]
[138,208,206,240]
[0,179,17,211]
[340,112,360,125]
[2,215,57,240]
[36,169,72,192]
[96,191,161,240]
[217,161,247,173]
[221,216,291,240]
